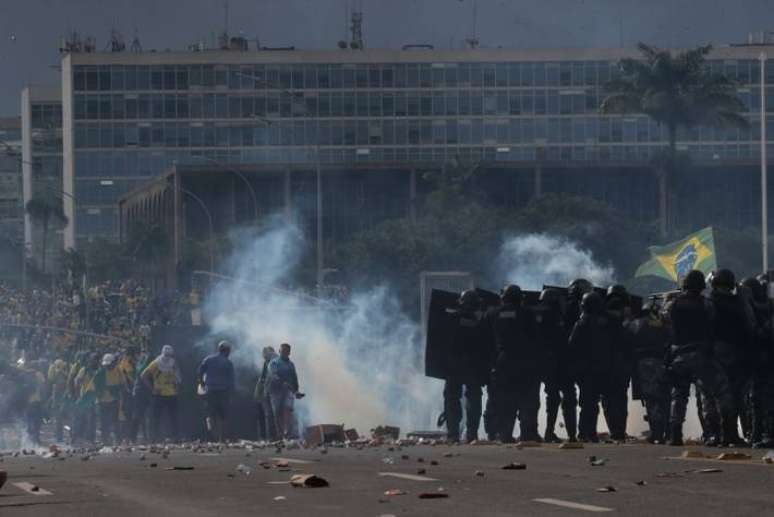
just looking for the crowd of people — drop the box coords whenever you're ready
[437,269,774,448]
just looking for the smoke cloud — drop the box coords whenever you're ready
[201,217,440,436]
[497,234,616,290]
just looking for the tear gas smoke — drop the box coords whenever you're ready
[202,218,441,435]
[497,234,615,290]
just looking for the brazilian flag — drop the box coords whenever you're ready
[635,227,717,283]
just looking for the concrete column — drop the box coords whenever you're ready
[533,165,543,199]
[409,168,417,223]
[283,168,292,223]
[173,168,183,272]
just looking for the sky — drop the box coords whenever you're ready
[0,0,771,115]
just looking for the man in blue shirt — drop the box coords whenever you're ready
[267,343,302,440]
[197,341,235,442]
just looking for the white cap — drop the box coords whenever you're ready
[101,353,116,366]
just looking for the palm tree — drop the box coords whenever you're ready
[600,43,748,235]
[26,196,68,274]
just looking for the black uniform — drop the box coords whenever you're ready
[569,299,616,442]
[629,308,670,443]
[487,302,538,442]
[748,291,774,447]
[536,298,577,442]
[442,305,491,443]
[603,296,634,441]
[710,288,754,444]
[667,291,735,445]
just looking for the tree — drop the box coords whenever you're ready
[600,43,748,235]
[25,196,67,274]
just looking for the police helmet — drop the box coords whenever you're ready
[459,289,481,309]
[682,270,706,292]
[710,269,736,291]
[741,277,767,303]
[581,291,603,314]
[500,284,523,305]
[606,284,629,302]
[568,278,594,299]
[539,287,563,305]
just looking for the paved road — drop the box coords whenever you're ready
[0,442,773,516]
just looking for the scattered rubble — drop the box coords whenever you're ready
[372,426,401,441]
[418,492,449,499]
[501,462,527,470]
[384,489,408,496]
[763,451,774,464]
[681,450,707,459]
[559,442,584,449]
[597,486,616,493]
[290,474,329,487]
[716,452,751,461]
[697,468,723,474]
[165,466,195,471]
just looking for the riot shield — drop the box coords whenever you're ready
[424,289,460,380]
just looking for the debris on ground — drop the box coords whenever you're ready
[304,424,346,447]
[682,450,707,459]
[273,496,287,501]
[165,466,195,471]
[442,452,455,458]
[401,454,410,460]
[763,451,774,464]
[559,442,584,449]
[474,470,485,477]
[418,492,449,499]
[417,468,427,475]
[590,458,607,466]
[430,460,439,466]
[372,426,401,441]
[635,480,647,486]
[597,486,617,493]
[384,489,408,496]
[501,462,527,470]
[417,458,425,463]
[716,452,751,461]
[657,472,684,478]
[697,468,723,474]
[149,463,158,468]
[0,470,6,490]
[274,460,290,468]
[406,431,446,441]
[290,474,329,487]
[235,464,252,475]
[515,441,541,448]
[382,457,395,465]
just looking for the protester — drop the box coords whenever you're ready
[141,345,181,442]
[197,341,235,442]
[254,346,278,442]
[266,343,302,440]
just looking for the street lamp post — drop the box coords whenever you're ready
[178,185,215,272]
[761,52,769,274]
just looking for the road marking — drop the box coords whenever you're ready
[12,482,53,496]
[534,498,613,512]
[270,457,315,464]
[378,472,439,482]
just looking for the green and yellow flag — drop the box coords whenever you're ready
[635,227,717,283]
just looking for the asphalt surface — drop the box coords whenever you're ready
[0,441,773,516]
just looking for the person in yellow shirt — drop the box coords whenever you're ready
[94,353,127,445]
[48,358,70,442]
[74,354,99,444]
[141,345,181,442]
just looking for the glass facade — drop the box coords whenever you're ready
[68,55,774,240]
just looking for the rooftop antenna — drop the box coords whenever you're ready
[350,0,364,50]
[108,28,126,52]
[218,1,230,49]
[465,0,479,49]
[130,29,142,52]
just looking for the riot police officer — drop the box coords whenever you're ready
[709,269,753,446]
[629,300,671,443]
[442,290,492,443]
[666,270,736,447]
[537,287,578,443]
[603,285,634,441]
[739,277,773,447]
[569,291,615,442]
[487,285,538,442]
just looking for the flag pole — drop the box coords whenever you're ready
[761,52,768,274]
